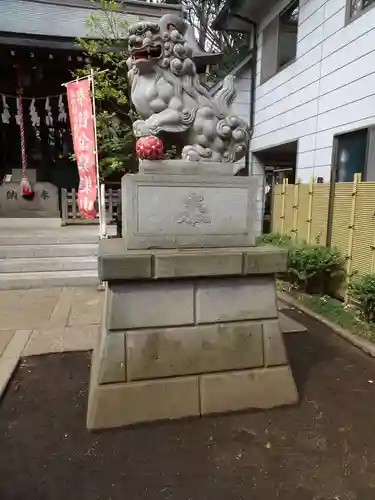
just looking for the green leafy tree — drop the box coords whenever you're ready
[181,0,251,85]
[75,0,178,178]
[73,0,135,179]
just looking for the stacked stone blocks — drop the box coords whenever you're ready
[87,241,298,429]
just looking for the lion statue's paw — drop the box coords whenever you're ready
[133,120,152,138]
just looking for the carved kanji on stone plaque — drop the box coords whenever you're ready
[176,193,212,227]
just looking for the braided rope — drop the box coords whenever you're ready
[17,89,28,178]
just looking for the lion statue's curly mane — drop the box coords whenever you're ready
[127,14,250,163]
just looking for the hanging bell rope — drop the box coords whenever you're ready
[17,85,34,200]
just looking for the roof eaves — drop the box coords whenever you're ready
[212,0,257,32]
[211,0,232,31]
[209,52,253,95]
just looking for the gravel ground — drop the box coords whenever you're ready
[1,310,375,500]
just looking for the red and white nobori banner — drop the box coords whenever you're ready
[66,78,97,219]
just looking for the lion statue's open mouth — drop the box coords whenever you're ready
[126,14,250,163]
[131,45,162,62]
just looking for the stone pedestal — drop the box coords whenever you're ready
[87,160,297,429]
[87,240,298,430]
[0,181,59,219]
[121,171,257,249]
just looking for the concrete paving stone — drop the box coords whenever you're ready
[48,287,73,327]
[23,325,99,356]
[0,331,14,357]
[0,288,62,330]
[0,330,32,398]
[67,287,104,326]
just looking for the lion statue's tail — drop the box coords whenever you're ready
[213,75,250,162]
[213,75,237,116]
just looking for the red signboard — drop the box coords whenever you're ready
[66,78,97,219]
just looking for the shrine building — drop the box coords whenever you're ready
[0,0,182,223]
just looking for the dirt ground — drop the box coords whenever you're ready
[1,311,375,500]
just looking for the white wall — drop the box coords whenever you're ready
[250,0,375,182]
[212,63,253,173]
[230,65,264,236]
[212,64,263,235]
[231,65,253,173]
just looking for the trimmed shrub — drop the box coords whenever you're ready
[258,233,344,294]
[349,274,375,323]
[287,243,344,294]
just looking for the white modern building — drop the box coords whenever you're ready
[213,0,375,185]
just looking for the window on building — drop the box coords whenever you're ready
[348,0,375,21]
[260,0,299,84]
[334,129,369,182]
[278,2,299,69]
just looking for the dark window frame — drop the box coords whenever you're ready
[345,0,375,24]
[260,0,299,85]
[327,125,375,245]
[330,126,375,184]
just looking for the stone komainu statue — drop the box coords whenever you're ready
[126,14,250,163]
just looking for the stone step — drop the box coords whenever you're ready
[0,243,98,259]
[0,227,116,246]
[0,256,97,273]
[0,270,99,290]
[0,217,61,229]
[0,232,100,246]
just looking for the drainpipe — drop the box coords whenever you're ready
[230,15,257,176]
[248,20,257,177]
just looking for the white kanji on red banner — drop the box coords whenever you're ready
[66,78,97,219]
[78,110,90,129]
[77,153,91,173]
[78,132,92,152]
[79,175,95,194]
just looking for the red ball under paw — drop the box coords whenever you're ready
[136,136,164,160]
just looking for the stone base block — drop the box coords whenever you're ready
[105,275,279,330]
[138,159,237,176]
[121,172,258,249]
[98,239,288,282]
[87,244,297,430]
[87,364,297,430]
[87,375,200,429]
[126,321,264,381]
[97,331,126,384]
[200,366,298,415]
[0,181,59,218]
